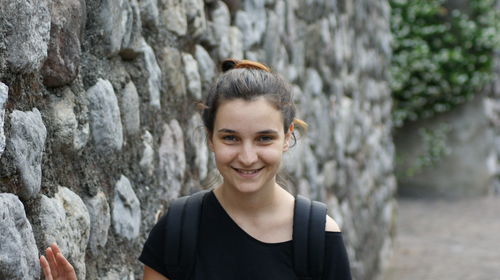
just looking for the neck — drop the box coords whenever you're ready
[214,181,283,215]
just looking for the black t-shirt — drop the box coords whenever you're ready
[139,191,352,280]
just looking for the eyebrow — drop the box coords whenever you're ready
[217,129,279,135]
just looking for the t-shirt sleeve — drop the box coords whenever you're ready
[322,232,352,280]
[138,212,171,278]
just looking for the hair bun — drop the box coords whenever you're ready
[221,59,271,72]
[221,59,238,72]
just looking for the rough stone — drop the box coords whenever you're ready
[87,79,123,154]
[209,1,230,53]
[235,0,267,50]
[140,130,155,176]
[0,0,51,73]
[159,119,186,200]
[161,0,188,36]
[112,175,141,240]
[37,187,91,280]
[194,45,216,86]
[0,193,40,280]
[8,109,47,200]
[41,0,86,87]
[188,114,208,180]
[182,53,202,100]
[0,83,7,157]
[159,47,186,97]
[218,26,243,59]
[120,81,141,136]
[139,0,160,29]
[139,39,162,108]
[185,0,206,37]
[84,191,110,257]
[48,88,78,148]
[100,0,143,57]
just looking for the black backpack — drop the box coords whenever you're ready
[163,190,328,280]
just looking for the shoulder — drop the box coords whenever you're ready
[325,215,341,232]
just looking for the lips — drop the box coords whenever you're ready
[232,167,264,176]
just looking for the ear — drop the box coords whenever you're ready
[283,123,294,152]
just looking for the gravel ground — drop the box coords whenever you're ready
[380,195,500,280]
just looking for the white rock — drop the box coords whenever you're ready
[194,45,216,86]
[140,130,155,176]
[158,120,186,200]
[139,39,162,108]
[0,82,7,157]
[84,191,111,256]
[182,53,202,100]
[120,81,141,135]
[112,175,141,240]
[8,108,47,199]
[87,79,124,153]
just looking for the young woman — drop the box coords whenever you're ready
[40,59,352,280]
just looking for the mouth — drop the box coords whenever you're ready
[232,167,264,176]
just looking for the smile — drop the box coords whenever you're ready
[232,167,264,175]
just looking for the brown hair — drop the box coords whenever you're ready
[201,59,306,138]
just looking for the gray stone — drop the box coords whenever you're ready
[185,0,206,37]
[219,26,243,59]
[87,79,123,153]
[41,0,86,87]
[112,175,141,240]
[304,68,323,96]
[38,187,90,280]
[159,120,186,200]
[139,0,160,29]
[0,193,40,280]
[194,45,216,86]
[120,81,141,135]
[139,39,162,108]
[8,108,47,200]
[0,0,51,73]
[0,83,7,157]
[140,131,155,176]
[182,53,202,100]
[84,191,110,257]
[161,0,188,36]
[100,0,143,57]
[209,2,230,41]
[159,47,186,97]
[188,114,208,180]
[48,88,78,147]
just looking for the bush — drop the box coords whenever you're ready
[390,0,500,127]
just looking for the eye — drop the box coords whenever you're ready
[222,135,238,142]
[257,135,274,143]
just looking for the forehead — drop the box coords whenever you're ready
[214,98,284,131]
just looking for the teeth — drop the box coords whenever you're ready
[237,168,260,174]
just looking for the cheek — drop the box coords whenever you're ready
[213,146,237,163]
[259,148,283,164]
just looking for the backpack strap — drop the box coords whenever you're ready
[293,195,327,280]
[164,190,209,280]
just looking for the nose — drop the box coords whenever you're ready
[238,142,258,166]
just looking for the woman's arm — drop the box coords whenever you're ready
[143,266,170,280]
[39,243,77,280]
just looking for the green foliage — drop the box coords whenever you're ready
[390,0,500,127]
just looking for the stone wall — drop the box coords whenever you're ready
[0,0,396,279]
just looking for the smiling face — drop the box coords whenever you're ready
[208,97,292,194]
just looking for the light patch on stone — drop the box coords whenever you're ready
[0,82,7,157]
[158,119,186,200]
[112,175,141,240]
[0,193,40,280]
[84,191,111,256]
[120,81,141,135]
[1,0,51,73]
[140,39,162,108]
[140,130,155,176]
[182,53,202,100]
[87,79,124,153]
[188,114,208,180]
[38,186,91,280]
[161,0,188,36]
[8,108,47,199]
[194,45,215,86]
